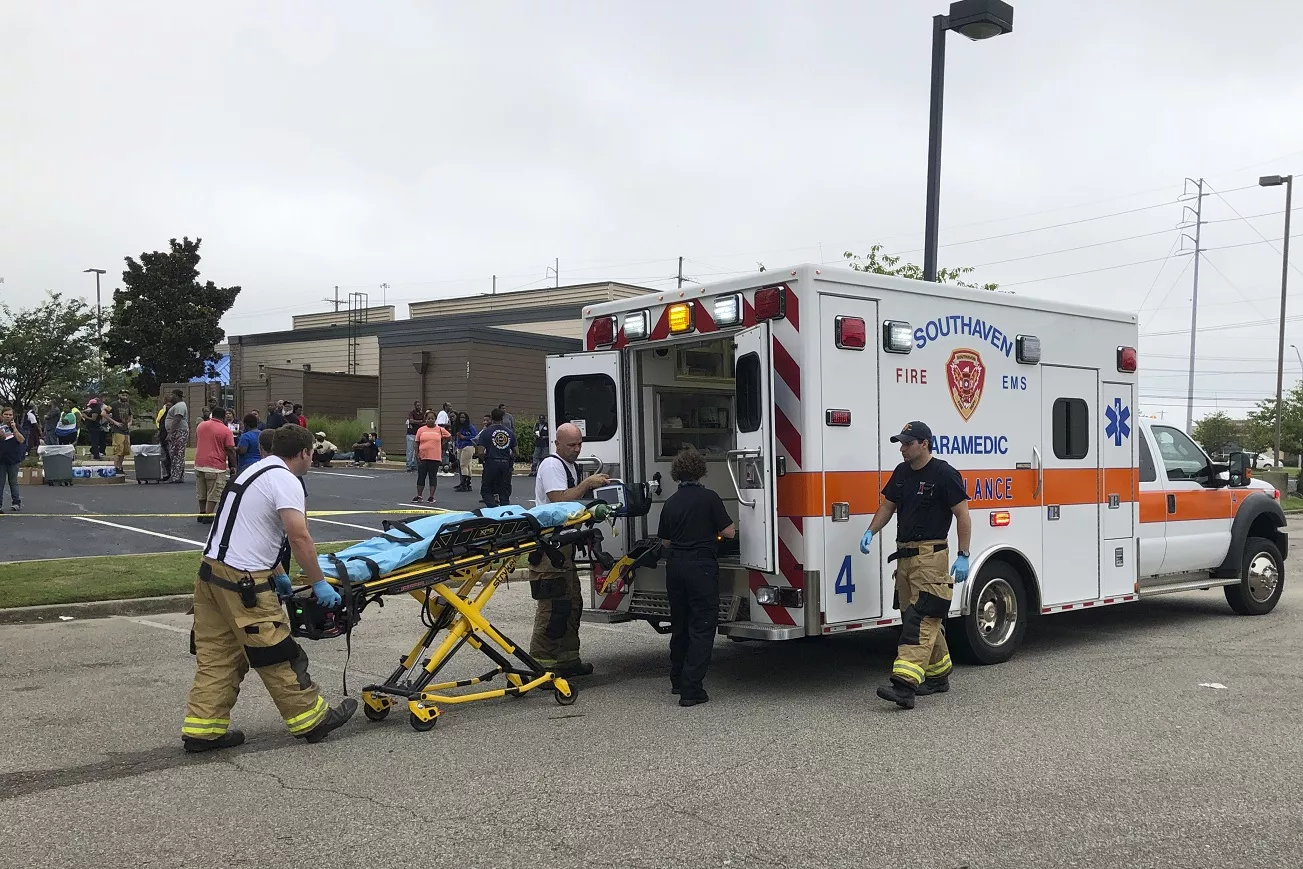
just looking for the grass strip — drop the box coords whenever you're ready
[0,542,355,609]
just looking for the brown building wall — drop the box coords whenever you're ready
[302,372,379,418]
[377,341,473,449]
[464,345,549,425]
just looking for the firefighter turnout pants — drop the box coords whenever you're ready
[891,540,953,687]
[183,558,330,742]
[528,546,584,669]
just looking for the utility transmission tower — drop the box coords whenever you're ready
[322,286,341,312]
[1178,178,1205,433]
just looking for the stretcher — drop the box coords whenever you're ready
[285,501,618,731]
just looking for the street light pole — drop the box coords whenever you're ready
[83,268,107,387]
[1261,174,1294,467]
[921,0,1014,283]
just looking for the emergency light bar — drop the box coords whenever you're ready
[622,311,649,341]
[883,320,913,354]
[713,294,742,326]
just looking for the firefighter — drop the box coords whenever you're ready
[475,407,517,506]
[182,424,357,752]
[656,446,735,707]
[530,422,608,677]
[860,421,971,709]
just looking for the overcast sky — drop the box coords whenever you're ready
[2,1,1300,425]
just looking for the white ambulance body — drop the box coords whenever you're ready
[545,264,1286,664]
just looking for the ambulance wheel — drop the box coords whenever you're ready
[1225,537,1283,616]
[408,711,437,732]
[553,682,578,706]
[950,559,1027,666]
[363,703,390,722]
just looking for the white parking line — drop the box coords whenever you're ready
[114,615,189,634]
[75,516,205,547]
[309,470,377,479]
[310,517,380,534]
[394,503,451,512]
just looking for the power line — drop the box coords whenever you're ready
[1141,313,1303,338]
[1001,254,1174,287]
[1206,183,1303,280]
[970,227,1177,268]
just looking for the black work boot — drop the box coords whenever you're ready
[555,661,594,677]
[183,730,246,753]
[303,698,358,744]
[876,677,917,709]
[915,675,950,696]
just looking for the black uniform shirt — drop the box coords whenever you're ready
[476,424,517,463]
[881,457,968,543]
[657,482,733,554]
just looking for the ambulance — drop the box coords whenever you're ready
[544,264,1287,665]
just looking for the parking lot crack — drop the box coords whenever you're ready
[221,757,432,822]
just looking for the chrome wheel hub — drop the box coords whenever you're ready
[975,578,1018,647]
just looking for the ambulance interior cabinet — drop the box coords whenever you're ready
[655,389,735,461]
[674,339,733,382]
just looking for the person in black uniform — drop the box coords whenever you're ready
[861,420,971,709]
[656,446,736,707]
[475,407,517,506]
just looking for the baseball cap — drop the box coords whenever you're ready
[890,421,933,444]
[314,431,326,437]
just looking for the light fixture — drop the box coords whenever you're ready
[883,321,914,354]
[835,316,866,350]
[754,286,787,321]
[622,311,649,340]
[1015,335,1041,364]
[667,302,694,334]
[713,294,741,326]
[945,0,1014,40]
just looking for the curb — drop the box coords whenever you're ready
[0,594,194,625]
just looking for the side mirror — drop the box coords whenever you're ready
[1228,452,1251,488]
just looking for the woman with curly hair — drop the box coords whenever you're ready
[656,446,735,707]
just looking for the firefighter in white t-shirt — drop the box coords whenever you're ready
[181,425,357,752]
[529,422,608,677]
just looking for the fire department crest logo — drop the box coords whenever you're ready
[946,348,986,421]
[491,430,513,449]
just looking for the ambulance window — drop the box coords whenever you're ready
[1139,435,1156,483]
[736,352,762,433]
[1052,398,1089,460]
[554,375,618,442]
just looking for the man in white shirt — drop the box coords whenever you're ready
[182,424,356,752]
[529,422,609,677]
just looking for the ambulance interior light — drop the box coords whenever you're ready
[713,294,742,326]
[883,320,913,354]
[622,311,649,341]
[754,286,787,321]
[591,316,615,346]
[1117,346,1138,372]
[1016,335,1041,364]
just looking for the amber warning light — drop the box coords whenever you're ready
[990,511,1011,527]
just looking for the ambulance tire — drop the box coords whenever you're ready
[1224,537,1283,616]
[949,559,1027,666]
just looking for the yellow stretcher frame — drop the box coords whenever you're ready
[310,504,613,731]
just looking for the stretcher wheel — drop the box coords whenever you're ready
[553,682,578,706]
[363,703,390,722]
[409,711,438,732]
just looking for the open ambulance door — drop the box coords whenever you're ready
[731,325,778,573]
[545,352,630,611]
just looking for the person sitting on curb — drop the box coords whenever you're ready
[311,432,338,468]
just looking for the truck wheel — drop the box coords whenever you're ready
[949,559,1028,665]
[1224,537,1283,616]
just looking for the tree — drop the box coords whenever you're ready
[1192,411,1239,454]
[843,245,1000,291]
[103,237,241,397]
[0,292,97,411]
[1245,381,1303,458]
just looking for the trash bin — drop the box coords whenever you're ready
[131,443,164,484]
[38,444,75,487]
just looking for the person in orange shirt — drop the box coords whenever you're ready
[413,411,452,503]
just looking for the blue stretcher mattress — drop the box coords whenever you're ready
[318,502,592,583]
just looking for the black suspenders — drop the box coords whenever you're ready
[205,464,298,567]
[541,455,576,490]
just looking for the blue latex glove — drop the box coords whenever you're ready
[950,554,970,583]
[272,573,293,599]
[312,580,341,608]
[859,528,874,554]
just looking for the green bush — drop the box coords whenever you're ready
[306,415,370,451]
[514,420,535,462]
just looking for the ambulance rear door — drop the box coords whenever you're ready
[731,324,779,572]
[545,351,629,567]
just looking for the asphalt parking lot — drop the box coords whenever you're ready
[2,520,1301,868]
[0,466,527,562]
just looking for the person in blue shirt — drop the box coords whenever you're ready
[452,412,478,492]
[474,408,516,506]
[235,412,262,472]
